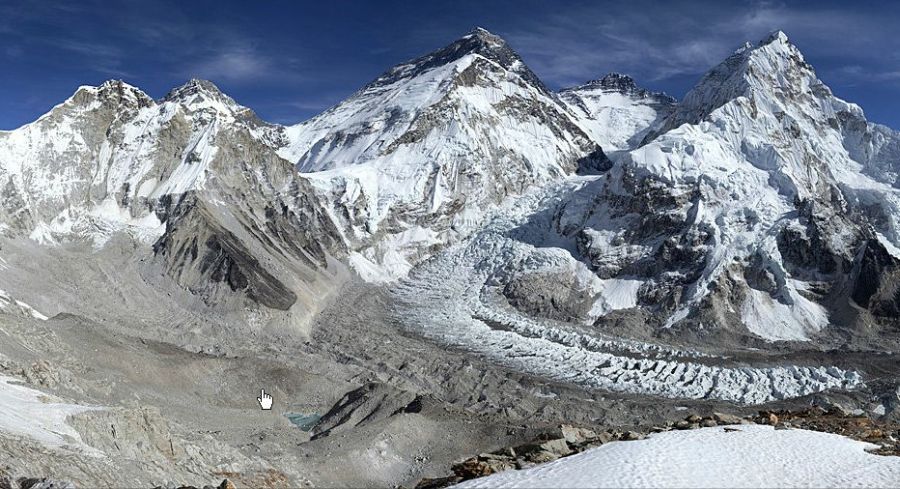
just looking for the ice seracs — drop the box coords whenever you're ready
[484,30,900,344]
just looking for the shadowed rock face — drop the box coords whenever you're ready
[311,382,421,439]
[147,122,348,312]
[152,198,298,311]
[851,239,900,317]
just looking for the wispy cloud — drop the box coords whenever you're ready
[828,65,900,87]
[502,1,900,89]
[188,45,275,82]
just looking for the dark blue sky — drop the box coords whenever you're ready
[2,0,900,129]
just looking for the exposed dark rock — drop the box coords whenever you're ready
[713,412,744,425]
[576,146,613,174]
[16,479,75,489]
[368,27,552,96]
[311,382,420,439]
[850,238,900,317]
[153,198,298,311]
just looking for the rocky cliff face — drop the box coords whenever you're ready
[0,79,344,323]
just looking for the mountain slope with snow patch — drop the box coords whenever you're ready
[559,73,675,152]
[277,28,606,280]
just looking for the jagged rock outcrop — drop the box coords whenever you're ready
[311,382,422,439]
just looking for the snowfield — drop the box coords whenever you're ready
[0,375,99,454]
[456,425,900,488]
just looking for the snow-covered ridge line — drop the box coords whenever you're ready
[0,76,281,247]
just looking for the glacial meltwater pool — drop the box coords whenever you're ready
[285,412,322,431]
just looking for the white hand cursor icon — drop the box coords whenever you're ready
[257,389,273,410]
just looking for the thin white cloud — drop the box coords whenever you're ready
[190,46,270,82]
[181,41,307,85]
[501,1,900,91]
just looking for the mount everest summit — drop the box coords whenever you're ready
[2,27,900,487]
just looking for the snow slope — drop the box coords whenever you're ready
[0,375,99,454]
[0,288,48,320]
[278,28,604,281]
[456,425,900,488]
[559,73,675,152]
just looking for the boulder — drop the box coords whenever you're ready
[416,476,463,489]
[712,412,743,425]
[453,456,515,478]
[19,480,76,489]
[559,425,598,445]
[515,437,572,463]
[311,382,420,439]
[621,431,645,441]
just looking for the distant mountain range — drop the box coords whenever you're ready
[2,27,900,400]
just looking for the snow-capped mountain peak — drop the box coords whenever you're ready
[277,27,602,280]
[649,30,830,140]
[163,78,226,100]
[161,78,266,126]
[367,27,549,94]
[564,73,670,99]
[74,79,155,110]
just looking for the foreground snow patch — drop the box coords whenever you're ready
[455,425,900,488]
[0,375,99,454]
